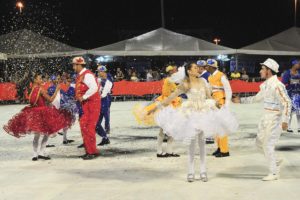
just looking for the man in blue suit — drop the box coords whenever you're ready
[96,65,113,146]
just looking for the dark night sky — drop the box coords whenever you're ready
[0,0,297,49]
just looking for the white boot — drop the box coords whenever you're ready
[262,174,279,181]
[187,174,195,182]
[200,172,208,182]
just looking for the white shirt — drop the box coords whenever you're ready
[98,78,113,98]
[211,70,232,107]
[241,75,291,123]
[146,73,153,82]
[79,68,98,100]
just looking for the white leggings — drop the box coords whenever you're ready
[188,132,206,174]
[33,133,49,157]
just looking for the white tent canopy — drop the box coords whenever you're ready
[238,27,300,55]
[0,29,86,59]
[0,52,7,60]
[89,28,236,56]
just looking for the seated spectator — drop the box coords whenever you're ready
[146,69,153,82]
[152,70,161,81]
[131,72,139,82]
[230,69,241,80]
[115,68,125,81]
[126,68,133,81]
[241,70,249,82]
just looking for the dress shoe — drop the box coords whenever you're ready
[97,138,110,146]
[46,144,55,148]
[32,157,38,161]
[157,153,168,158]
[63,140,75,145]
[212,148,220,156]
[78,154,87,158]
[206,139,214,144]
[77,144,84,148]
[82,154,99,160]
[287,129,293,133]
[38,155,51,160]
[165,153,180,157]
[215,152,230,157]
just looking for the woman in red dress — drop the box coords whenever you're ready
[3,74,72,161]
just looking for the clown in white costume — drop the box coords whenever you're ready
[149,62,238,182]
[234,58,291,181]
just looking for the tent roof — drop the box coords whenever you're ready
[0,52,7,60]
[0,29,86,58]
[238,27,300,55]
[89,28,235,56]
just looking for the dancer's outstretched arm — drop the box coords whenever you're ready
[233,85,264,104]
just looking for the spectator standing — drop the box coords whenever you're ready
[115,68,125,81]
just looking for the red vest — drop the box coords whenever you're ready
[75,69,100,102]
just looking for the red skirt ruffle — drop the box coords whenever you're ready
[3,106,72,138]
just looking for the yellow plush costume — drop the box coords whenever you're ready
[133,77,181,126]
[208,71,229,153]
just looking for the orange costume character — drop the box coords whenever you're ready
[207,59,232,157]
[73,57,101,159]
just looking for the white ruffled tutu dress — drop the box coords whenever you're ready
[154,86,239,144]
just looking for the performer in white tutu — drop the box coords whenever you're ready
[148,62,239,182]
[233,58,291,181]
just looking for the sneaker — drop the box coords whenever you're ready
[187,174,195,182]
[262,174,279,181]
[200,172,208,182]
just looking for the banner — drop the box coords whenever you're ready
[0,80,263,101]
[0,83,17,100]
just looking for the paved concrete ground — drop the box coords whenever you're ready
[0,102,300,200]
